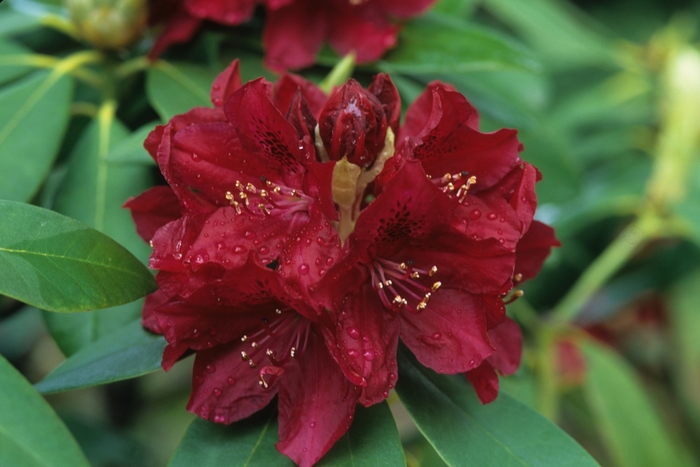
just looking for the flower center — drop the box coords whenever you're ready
[428,172,478,203]
[369,258,441,312]
[236,309,311,389]
[224,177,311,217]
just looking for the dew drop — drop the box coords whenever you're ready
[244,230,256,239]
[191,153,201,162]
[487,212,498,220]
[469,359,475,367]
[298,263,310,275]
[315,258,321,265]
[431,332,442,340]
[214,414,225,423]
[363,350,375,361]
[212,84,220,90]
[233,245,247,254]
[469,209,482,220]
[499,238,505,244]
[383,391,390,398]
[500,217,506,222]
[213,388,221,397]
[216,242,225,250]
[304,238,312,246]
[316,237,325,245]
[309,422,316,428]
[195,375,203,384]
[258,246,270,255]
[348,349,360,358]
[389,373,396,380]
[206,364,216,373]
[227,377,235,385]
[347,327,360,339]
[326,257,334,266]
[319,268,326,276]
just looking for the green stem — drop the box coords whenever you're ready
[552,212,664,322]
[114,56,151,79]
[320,52,356,94]
[40,14,81,41]
[535,326,559,420]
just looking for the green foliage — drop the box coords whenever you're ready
[396,348,600,467]
[35,320,166,394]
[0,355,90,467]
[0,200,155,312]
[0,69,72,201]
[146,61,219,121]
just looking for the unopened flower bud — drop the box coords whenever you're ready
[318,79,388,168]
[66,0,147,50]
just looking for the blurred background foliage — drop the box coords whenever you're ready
[2,0,700,465]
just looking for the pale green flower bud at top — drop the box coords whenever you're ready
[66,0,147,50]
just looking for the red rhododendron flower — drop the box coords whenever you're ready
[148,0,437,70]
[127,59,558,465]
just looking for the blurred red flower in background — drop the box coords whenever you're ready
[149,0,436,70]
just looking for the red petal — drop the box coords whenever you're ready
[263,0,327,71]
[210,59,242,108]
[322,286,400,406]
[327,2,398,63]
[368,73,401,134]
[187,340,279,423]
[149,9,201,59]
[124,186,181,242]
[514,220,560,282]
[465,361,499,404]
[273,74,327,117]
[400,291,493,374]
[485,317,522,375]
[224,79,308,187]
[184,0,256,24]
[277,329,358,467]
[142,289,169,334]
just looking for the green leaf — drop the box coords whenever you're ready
[396,347,600,467]
[0,69,72,201]
[431,0,480,17]
[169,409,293,467]
[380,14,539,75]
[105,123,157,166]
[170,403,403,467]
[0,354,90,467]
[49,112,154,355]
[582,341,695,467]
[146,61,218,121]
[482,0,616,70]
[0,5,40,37]
[0,200,156,312]
[35,320,166,394]
[317,402,405,467]
[669,268,700,433]
[0,40,33,85]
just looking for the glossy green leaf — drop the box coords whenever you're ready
[35,320,166,394]
[380,14,539,75]
[170,402,403,467]
[0,69,72,201]
[0,355,90,467]
[0,200,156,312]
[482,0,616,69]
[49,113,153,355]
[105,123,157,166]
[582,341,695,467]
[0,5,40,37]
[317,402,405,467]
[396,347,600,467]
[0,40,33,85]
[146,61,218,121]
[169,409,293,467]
[431,0,480,17]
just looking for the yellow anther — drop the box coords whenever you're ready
[240,335,248,342]
[410,271,420,279]
[246,183,256,193]
[429,266,438,276]
[431,281,442,292]
[290,347,296,358]
[399,262,407,270]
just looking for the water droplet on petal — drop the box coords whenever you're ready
[206,364,216,373]
[244,230,256,239]
[316,237,325,245]
[326,257,334,266]
[298,263,310,275]
[258,246,269,255]
[214,414,225,423]
[195,376,203,384]
[227,377,235,385]
[191,153,201,162]
[233,245,247,254]
[499,238,505,244]
[213,388,221,397]
[348,349,360,358]
[309,422,316,428]
[363,350,375,361]
[469,209,482,220]
[469,359,475,367]
[487,212,498,220]
[347,327,360,339]
[431,332,442,340]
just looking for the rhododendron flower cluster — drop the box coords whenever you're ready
[126,60,559,466]
[148,0,436,70]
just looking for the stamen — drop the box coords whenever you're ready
[240,335,248,342]
[514,273,523,283]
[429,266,437,276]
[259,375,269,388]
[504,290,524,305]
[431,282,442,292]
[246,183,257,194]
